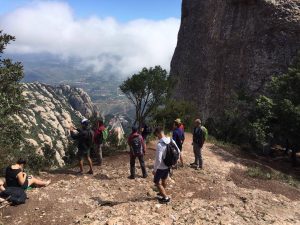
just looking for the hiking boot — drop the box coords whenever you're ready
[142,174,148,179]
[128,175,135,180]
[159,197,171,204]
[87,170,94,175]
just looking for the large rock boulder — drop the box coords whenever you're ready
[18,82,98,167]
[170,0,300,120]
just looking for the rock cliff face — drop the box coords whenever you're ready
[16,83,97,166]
[170,0,300,120]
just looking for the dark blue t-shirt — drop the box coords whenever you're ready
[172,128,185,149]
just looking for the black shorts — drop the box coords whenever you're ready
[154,169,169,184]
[77,150,90,160]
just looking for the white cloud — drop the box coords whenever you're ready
[0,1,180,76]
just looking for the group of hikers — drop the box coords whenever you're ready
[69,117,207,203]
[0,117,207,205]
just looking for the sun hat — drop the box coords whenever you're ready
[174,118,182,124]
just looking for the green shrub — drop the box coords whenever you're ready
[151,99,197,131]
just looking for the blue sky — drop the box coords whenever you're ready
[0,0,182,21]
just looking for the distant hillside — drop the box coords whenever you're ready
[16,83,97,166]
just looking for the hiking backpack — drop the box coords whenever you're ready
[201,126,208,140]
[0,187,27,205]
[94,127,109,144]
[163,140,180,167]
[102,128,109,141]
[131,136,143,155]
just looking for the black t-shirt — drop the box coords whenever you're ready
[5,166,22,187]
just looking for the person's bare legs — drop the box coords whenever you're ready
[180,153,184,167]
[28,177,51,187]
[79,159,84,173]
[0,180,5,191]
[87,156,93,173]
[156,181,167,198]
[161,178,167,189]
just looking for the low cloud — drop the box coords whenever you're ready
[0,1,180,77]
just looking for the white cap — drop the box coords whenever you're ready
[81,118,89,124]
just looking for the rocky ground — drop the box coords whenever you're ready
[1,134,300,225]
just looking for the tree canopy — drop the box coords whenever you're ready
[0,31,26,169]
[119,66,169,128]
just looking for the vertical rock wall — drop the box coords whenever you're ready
[170,0,300,120]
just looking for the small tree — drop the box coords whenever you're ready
[120,66,169,128]
[0,31,26,169]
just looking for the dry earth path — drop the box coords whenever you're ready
[1,134,300,225]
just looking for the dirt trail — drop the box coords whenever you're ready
[1,134,300,225]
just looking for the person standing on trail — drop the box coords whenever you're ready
[93,120,106,166]
[141,123,151,142]
[172,119,185,167]
[153,127,180,204]
[191,119,206,170]
[70,119,94,175]
[175,118,185,132]
[128,126,148,179]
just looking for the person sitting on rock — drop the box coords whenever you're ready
[153,127,180,204]
[5,158,51,189]
[70,119,94,175]
[128,126,147,179]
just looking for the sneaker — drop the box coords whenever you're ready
[142,174,148,179]
[87,170,94,175]
[128,175,135,179]
[77,171,83,175]
[195,166,203,170]
[159,197,171,204]
[190,163,196,166]
[156,193,163,199]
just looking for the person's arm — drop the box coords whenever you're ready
[182,132,185,143]
[153,144,163,173]
[70,129,81,140]
[172,131,176,141]
[16,171,27,186]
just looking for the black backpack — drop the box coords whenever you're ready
[131,136,143,155]
[0,187,27,205]
[163,140,180,167]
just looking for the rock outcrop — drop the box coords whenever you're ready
[170,0,300,120]
[56,85,98,118]
[17,83,97,166]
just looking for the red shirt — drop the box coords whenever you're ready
[179,124,185,131]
